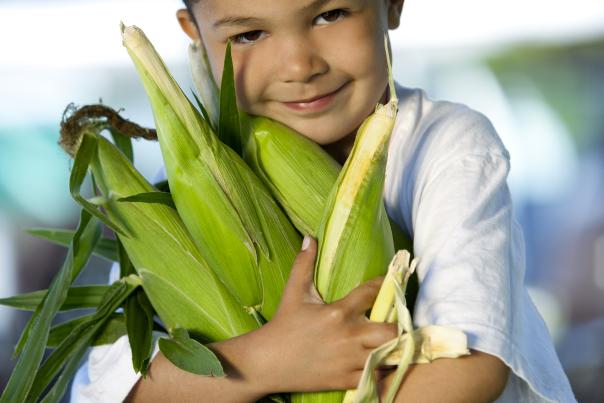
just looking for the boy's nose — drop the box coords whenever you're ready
[276,39,328,84]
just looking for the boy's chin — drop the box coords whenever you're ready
[284,119,356,146]
[295,128,354,146]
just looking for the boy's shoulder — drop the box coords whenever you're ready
[392,81,510,162]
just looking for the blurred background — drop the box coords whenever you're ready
[0,0,602,401]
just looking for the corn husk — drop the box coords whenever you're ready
[122,24,300,321]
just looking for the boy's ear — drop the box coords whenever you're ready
[386,0,405,29]
[177,8,201,41]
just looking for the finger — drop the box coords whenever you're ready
[358,322,398,349]
[278,236,322,309]
[334,276,385,316]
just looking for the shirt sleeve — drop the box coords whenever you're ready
[389,106,576,402]
[71,335,160,403]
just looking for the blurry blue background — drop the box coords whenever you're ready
[1,0,603,401]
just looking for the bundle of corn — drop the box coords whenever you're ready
[122,24,300,322]
[189,34,467,403]
[60,128,259,341]
[190,38,417,313]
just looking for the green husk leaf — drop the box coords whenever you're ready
[188,39,219,130]
[69,132,128,236]
[0,210,100,403]
[192,90,213,130]
[27,228,118,262]
[117,237,155,374]
[39,342,89,403]
[47,312,127,348]
[28,275,141,402]
[109,127,134,162]
[158,328,224,377]
[152,179,170,193]
[0,285,110,312]
[125,289,155,375]
[217,41,242,155]
[117,238,135,278]
[118,191,176,209]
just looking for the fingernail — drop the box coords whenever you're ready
[301,235,311,251]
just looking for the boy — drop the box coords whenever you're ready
[71,1,576,401]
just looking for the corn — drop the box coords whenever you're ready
[122,24,300,321]
[312,37,398,303]
[242,116,341,236]
[189,39,219,130]
[61,129,259,342]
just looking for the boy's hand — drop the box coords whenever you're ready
[247,236,398,394]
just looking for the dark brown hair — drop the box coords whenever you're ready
[182,0,201,33]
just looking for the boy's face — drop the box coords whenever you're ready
[181,0,403,146]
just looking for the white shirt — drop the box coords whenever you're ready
[71,82,576,402]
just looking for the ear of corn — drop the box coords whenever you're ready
[188,39,219,130]
[312,38,398,304]
[122,24,300,321]
[243,116,341,236]
[78,129,259,341]
[285,36,398,403]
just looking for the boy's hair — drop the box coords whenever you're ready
[182,0,199,16]
[182,0,201,33]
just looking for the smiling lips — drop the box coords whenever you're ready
[282,82,347,113]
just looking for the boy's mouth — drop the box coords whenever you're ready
[282,82,348,114]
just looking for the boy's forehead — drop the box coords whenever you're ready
[198,0,367,24]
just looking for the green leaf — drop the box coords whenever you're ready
[46,313,126,348]
[27,228,118,262]
[117,238,135,278]
[39,341,89,403]
[69,132,128,236]
[0,210,100,403]
[153,179,170,193]
[110,128,134,162]
[118,191,176,209]
[47,314,94,348]
[192,90,213,131]
[125,289,155,375]
[91,313,128,346]
[121,236,154,375]
[218,41,242,155]
[0,285,109,312]
[28,276,140,402]
[158,328,224,377]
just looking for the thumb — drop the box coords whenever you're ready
[279,236,323,310]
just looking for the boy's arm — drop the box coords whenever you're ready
[378,350,509,403]
[125,335,267,403]
[125,238,398,402]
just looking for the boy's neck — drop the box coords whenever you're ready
[322,133,356,165]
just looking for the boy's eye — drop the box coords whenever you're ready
[231,30,266,44]
[314,9,348,25]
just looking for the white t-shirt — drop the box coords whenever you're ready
[70,82,576,403]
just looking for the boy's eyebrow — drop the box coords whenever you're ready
[213,16,264,29]
[300,0,336,13]
[213,0,337,29]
